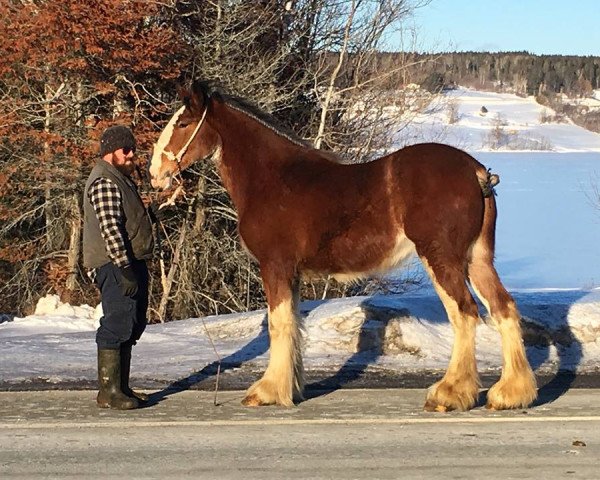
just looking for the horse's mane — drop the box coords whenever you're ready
[191,80,313,149]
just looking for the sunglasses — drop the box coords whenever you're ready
[122,146,136,155]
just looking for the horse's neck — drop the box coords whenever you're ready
[212,103,301,212]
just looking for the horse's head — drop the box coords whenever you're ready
[149,83,221,190]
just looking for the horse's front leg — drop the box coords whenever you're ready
[242,265,304,407]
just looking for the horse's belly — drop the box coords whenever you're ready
[375,232,417,272]
[302,231,417,283]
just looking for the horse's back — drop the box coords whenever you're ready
[389,142,485,174]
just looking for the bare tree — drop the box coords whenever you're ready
[295,1,433,157]
[1,0,436,318]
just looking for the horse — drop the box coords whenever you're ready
[149,80,537,411]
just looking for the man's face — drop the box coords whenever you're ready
[112,147,136,175]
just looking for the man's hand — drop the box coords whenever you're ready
[148,201,167,224]
[119,265,138,296]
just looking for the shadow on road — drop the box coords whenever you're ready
[517,291,585,407]
[303,298,406,401]
[304,291,586,409]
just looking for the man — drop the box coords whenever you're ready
[83,125,154,410]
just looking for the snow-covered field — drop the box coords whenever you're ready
[2,88,600,387]
[401,88,600,152]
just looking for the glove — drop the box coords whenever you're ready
[119,265,138,297]
[148,201,167,224]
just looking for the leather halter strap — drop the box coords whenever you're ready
[164,105,208,164]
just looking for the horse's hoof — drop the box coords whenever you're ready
[486,375,537,410]
[241,393,266,407]
[241,378,294,407]
[423,400,450,412]
[425,378,478,412]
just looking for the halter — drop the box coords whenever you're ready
[163,105,208,165]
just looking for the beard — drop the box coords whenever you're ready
[114,159,135,176]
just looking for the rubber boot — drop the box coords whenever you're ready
[97,348,139,410]
[120,345,149,402]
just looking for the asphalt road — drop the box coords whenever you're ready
[1,388,599,479]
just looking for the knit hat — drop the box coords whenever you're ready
[99,125,136,157]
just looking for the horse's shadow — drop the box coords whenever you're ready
[304,291,586,408]
[517,291,585,407]
[303,297,414,400]
[144,316,270,406]
[145,291,586,409]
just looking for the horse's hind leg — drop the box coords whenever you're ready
[468,242,537,409]
[242,264,304,407]
[421,255,481,412]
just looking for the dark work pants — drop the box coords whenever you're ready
[95,260,149,350]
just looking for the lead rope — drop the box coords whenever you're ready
[157,177,222,406]
[156,105,222,404]
[199,315,222,406]
[184,188,222,406]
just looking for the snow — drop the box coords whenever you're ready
[2,87,600,387]
[400,89,600,152]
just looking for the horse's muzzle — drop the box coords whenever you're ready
[150,172,172,190]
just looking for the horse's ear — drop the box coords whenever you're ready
[177,84,193,108]
[189,90,206,115]
[187,80,211,114]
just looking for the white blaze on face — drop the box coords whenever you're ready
[149,106,186,181]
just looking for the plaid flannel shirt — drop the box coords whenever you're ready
[87,177,130,276]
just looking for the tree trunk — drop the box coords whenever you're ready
[65,82,85,300]
[313,0,357,149]
[44,82,58,251]
[65,193,82,297]
[157,220,188,322]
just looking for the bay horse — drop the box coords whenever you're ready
[149,80,537,411]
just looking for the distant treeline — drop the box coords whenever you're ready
[368,51,600,97]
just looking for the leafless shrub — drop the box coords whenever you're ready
[482,114,508,149]
[539,108,569,124]
[447,99,460,124]
[482,114,553,151]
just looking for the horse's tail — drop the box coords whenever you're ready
[468,164,538,410]
[471,166,499,259]
[477,168,500,198]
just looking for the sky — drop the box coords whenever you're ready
[3,88,600,386]
[399,0,600,56]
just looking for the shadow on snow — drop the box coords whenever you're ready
[147,290,586,410]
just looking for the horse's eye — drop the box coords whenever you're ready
[177,122,189,129]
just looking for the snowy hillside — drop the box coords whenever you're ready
[2,88,600,388]
[400,88,600,152]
